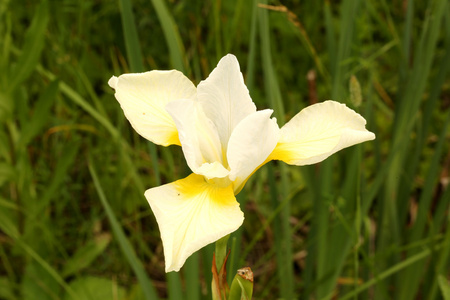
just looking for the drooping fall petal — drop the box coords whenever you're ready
[227,109,280,193]
[197,54,256,150]
[108,70,196,146]
[145,174,244,272]
[270,100,375,165]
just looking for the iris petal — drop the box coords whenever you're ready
[270,100,375,165]
[166,99,228,179]
[227,109,280,193]
[109,70,196,146]
[145,174,244,272]
[197,54,257,151]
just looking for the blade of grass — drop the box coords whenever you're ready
[212,0,223,61]
[375,0,446,297]
[0,10,12,89]
[88,161,159,300]
[8,0,48,93]
[438,275,450,300]
[331,0,360,100]
[313,159,333,300]
[36,66,120,140]
[389,0,447,298]
[426,189,450,300]
[338,245,440,300]
[149,0,186,71]
[118,0,144,72]
[167,272,183,300]
[258,3,285,120]
[324,1,336,80]
[398,0,413,87]
[245,0,259,90]
[393,0,446,138]
[14,239,78,300]
[397,11,450,220]
[224,0,244,54]
[396,111,450,300]
[32,142,80,221]
[184,253,200,300]
[267,164,293,299]
[35,65,148,197]
[258,1,293,298]
[17,80,59,148]
[312,0,362,297]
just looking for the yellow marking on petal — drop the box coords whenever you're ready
[268,137,338,164]
[166,131,181,146]
[232,156,272,195]
[176,174,235,206]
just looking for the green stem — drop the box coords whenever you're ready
[215,235,230,271]
[212,235,230,300]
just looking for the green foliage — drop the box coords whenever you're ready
[438,275,450,300]
[64,276,126,300]
[0,0,449,299]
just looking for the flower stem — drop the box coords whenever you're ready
[212,235,231,300]
[215,235,230,270]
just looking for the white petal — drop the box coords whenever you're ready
[227,109,280,193]
[109,70,196,146]
[166,99,228,179]
[145,174,244,272]
[196,162,231,179]
[270,100,375,165]
[197,54,256,150]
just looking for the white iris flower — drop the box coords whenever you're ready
[108,54,375,272]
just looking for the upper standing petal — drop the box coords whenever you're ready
[109,70,196,146]
[166,99,229,179]
[145,173,244,272]
[270,100,375,165]
[197,54,256,151]
[227,110,280,194]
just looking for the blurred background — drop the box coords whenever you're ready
[0,0,449,299]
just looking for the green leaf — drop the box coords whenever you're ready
[18,80,59,148]
[117,0,144,73]
[8,0,48,93]
[64,277,126,300]
[149,0,186,71]
[0,276,15,300]
[89,162,159,300]
[15,239,78,300]
[62,234,111,278]
[0,162,14,187]
[21,260,61,300]
[0,91,13,122]
[127,284,146,300]
[439,275,450,300]
[0,200,18,238]
[33,141,80,218]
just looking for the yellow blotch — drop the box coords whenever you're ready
[166,130,181,146]
[267,142,299,164]
[175,174,235,206]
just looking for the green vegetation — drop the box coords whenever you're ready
[1,0,449,299]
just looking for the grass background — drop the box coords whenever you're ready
[1,0,449,299]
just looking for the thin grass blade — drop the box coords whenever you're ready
[89,162,159,300]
